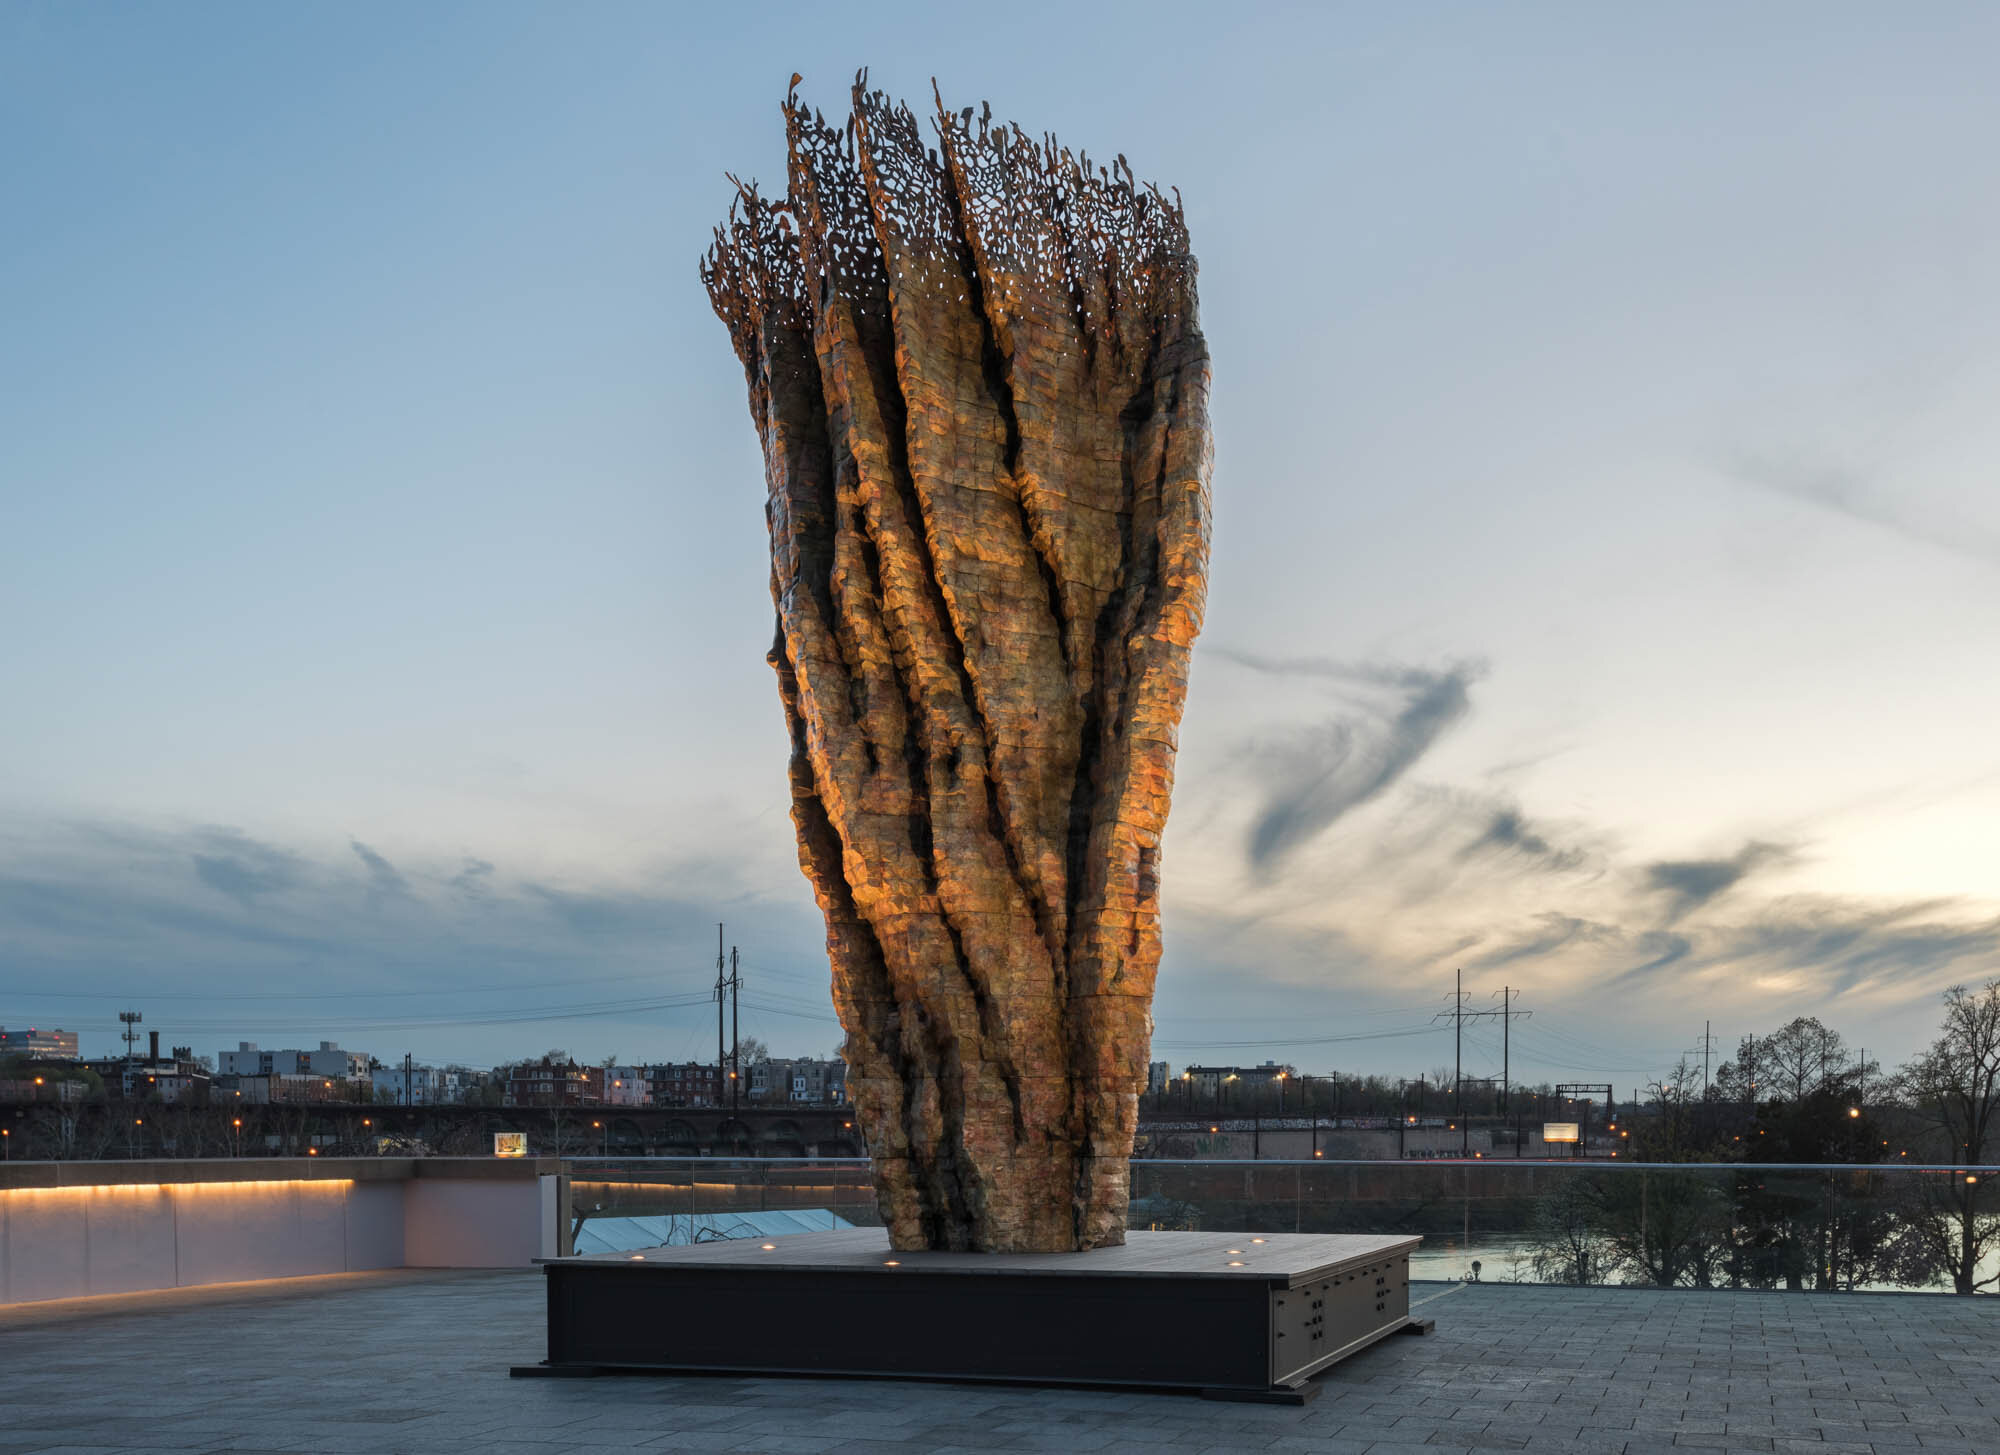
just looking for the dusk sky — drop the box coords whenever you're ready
[5,2,1998,1088]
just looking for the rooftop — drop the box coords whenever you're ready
[8,1273,1998,1454]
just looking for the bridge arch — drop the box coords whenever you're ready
[655,1118,701,1154]
[757,1118,808,1157]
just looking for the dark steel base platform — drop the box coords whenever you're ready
[513,1228,1424,1400]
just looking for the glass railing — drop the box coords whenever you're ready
[564,1156,2000,1293]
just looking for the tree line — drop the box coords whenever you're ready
[1521,979,2000,1294]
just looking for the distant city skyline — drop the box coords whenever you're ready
[5,3,1998,1086]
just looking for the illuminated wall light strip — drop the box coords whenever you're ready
[1,1179,356,1197]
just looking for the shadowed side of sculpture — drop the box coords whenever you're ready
[702,75,1211,1252]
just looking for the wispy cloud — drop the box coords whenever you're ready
[1470,912,1617,970]
[1727,453,2000,570]
[449,857,495,898]
[191,827,304,904]
[350,839,409,900]
[1644,840,1792,921]
[1459,805,1587,873]
[1215,651,1483,871]
[1721,897,2000,995]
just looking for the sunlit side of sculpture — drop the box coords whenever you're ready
[703,75,1211,1252]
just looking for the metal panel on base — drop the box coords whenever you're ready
[514,1228,1423,1399]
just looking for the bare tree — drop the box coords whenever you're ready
[1518,1176,1617,1285]
[1758,1018,1863,1103]
[1636,1059,1715,1163]
[1890,980,2000,1294]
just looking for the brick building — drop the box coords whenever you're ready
[505,1058,590,1107]
[645,1061,722,1108]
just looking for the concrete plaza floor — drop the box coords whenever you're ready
[4,1270,1998,1454]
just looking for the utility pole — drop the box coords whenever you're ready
[1455,967,1463,1156]
[714,923,726,1110]
[1490,988,1529,1108]
[730,945,741,1115]
[404,1051,413,1107]
[120,1010,142,1064]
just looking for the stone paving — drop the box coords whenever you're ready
[4,1272,1998,1454]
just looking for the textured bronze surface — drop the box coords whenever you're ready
[702,76,1211,1252]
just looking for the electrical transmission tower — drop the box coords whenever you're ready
[1686,1020,1720,1099]
[714,925,741,1114]
[1432,972,1532,1155]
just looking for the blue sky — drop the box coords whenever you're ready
[5,2,2000,1086]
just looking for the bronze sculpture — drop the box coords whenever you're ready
[703,76,1211,1252]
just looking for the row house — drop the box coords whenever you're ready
[646,1061,722,1108]
[747,1057,848,1105]
[505,1058,591,1107]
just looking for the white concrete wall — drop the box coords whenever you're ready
[402,1176,546,1268]
[0,1170,552,1305]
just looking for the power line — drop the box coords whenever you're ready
[1505,1025,1662,1074]
[1152,1003,1442,1026]
[740,997,841,1025]
[1518,1017,1681,1062]
[1152,1024,1440,1051]
[42,991,721,1037]
[0,969,680,1001]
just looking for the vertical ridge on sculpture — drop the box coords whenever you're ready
[703,75,1211,1252]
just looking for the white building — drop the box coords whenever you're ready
[601,1067,649,1106]
[372,1063,442,1105]
[369,1063,487,1105]
[220,1041,370,1080]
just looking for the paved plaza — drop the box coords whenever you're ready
[5,1270,1998,1454]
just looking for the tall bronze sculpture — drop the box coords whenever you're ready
[703,77,1211,1253]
